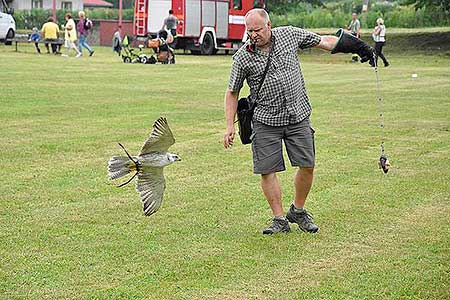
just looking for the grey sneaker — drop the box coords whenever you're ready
[286,204,319,233]
[262,217,291,235]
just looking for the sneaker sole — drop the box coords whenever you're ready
[262,227,291,235]
[299,227,319,233]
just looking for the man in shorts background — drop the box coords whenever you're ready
[223,8,374,234]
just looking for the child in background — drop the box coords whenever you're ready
[29,27,41,54]
[112,28,122,55]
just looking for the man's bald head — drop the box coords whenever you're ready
[245,8,272,49]
[245,8,270,24]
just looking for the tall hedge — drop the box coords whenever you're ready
[270,2,450,28]
[14,8,134,30]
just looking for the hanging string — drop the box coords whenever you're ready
[373,53,385,156]
[373,52,391,174]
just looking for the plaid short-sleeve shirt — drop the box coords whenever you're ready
[228,26,321,127]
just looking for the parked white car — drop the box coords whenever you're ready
[0,11,15,44]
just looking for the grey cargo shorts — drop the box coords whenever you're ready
[251,118,315,174]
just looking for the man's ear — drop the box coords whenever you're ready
[267,21,272,30]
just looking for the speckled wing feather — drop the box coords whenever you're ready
[136,168,166,216]
[139,117,175,155]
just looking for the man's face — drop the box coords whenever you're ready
[245,14,271,48]
[352,13,357,20]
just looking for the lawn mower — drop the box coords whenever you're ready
[113,35,150,64]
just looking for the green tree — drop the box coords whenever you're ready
[269,0,323,5]
[104,0,134,9]
[268,0,324,14]
[401,0,450,14]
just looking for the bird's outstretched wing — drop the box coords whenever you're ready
[136,167,166,216]
[139,117,175,155]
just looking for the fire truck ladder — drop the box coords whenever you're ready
[134,0,148,36]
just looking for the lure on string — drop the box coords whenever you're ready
[373,53,391,174]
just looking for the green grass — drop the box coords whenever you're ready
[0,44,449,300]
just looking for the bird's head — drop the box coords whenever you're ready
[168,153,181,162]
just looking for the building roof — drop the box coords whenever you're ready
[83,0,114,7]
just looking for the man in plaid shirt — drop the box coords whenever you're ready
[223,9,374,234]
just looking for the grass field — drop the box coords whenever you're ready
[1,44,449,300]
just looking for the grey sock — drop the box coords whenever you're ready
[292,204,305,213]
[275,215,287,221]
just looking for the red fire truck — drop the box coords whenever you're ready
[134,0,265,54]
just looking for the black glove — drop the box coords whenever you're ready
[331,29,375,66]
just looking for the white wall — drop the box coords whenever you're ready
[11,0,84,11]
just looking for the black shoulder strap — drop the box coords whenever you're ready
[255,34,275,99]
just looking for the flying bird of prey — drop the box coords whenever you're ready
[108,117,180,216]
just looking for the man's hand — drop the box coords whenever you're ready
[224,88,239,148]
[223,126,235,148]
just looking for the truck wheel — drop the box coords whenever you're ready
[201,32,215,55]
[5,29,14,45]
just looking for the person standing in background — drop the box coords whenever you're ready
[347,12,361,62]
[372,18,389,67]
[112,27,122,55]
[162,10,178,47]
[77,11,94,57]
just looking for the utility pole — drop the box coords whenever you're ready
[119,0,123,36]
[52,0,56,23]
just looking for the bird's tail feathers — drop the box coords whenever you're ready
[108,156,136,180]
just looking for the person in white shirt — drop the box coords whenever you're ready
[372,18,389,67]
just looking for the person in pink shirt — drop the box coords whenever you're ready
[77,11,94,56]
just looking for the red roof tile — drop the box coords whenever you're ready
[84,0,114,7]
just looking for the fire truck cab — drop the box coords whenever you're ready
[134,0,265,54]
